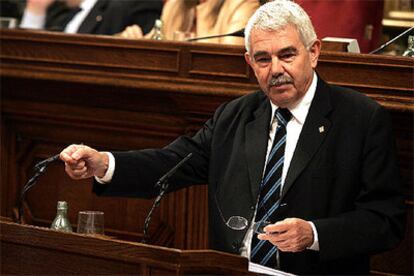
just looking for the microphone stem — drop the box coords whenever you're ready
[142,153,193,243]
[15,154,60,224]
[187,33,228,42]
[142,184,167,243]
[16,167,47,223]
[370,26,414,54]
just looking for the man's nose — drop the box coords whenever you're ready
[271,57,284,75]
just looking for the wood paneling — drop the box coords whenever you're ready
[0,219,250,275]
[1,29,413,275]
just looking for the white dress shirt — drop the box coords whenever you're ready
[240,72,320,260]
[20,9,45,30]
[20,0,98,33]
[64,0,97,33]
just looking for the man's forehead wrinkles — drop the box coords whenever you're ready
[280,46,298,53]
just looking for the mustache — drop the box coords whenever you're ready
[268,75,294,87]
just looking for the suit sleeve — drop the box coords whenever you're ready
[313,105,406,260]
[93,102,228,198]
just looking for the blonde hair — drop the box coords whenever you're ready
[161,0,224,40]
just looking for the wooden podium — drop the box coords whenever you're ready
[0,218,251,275]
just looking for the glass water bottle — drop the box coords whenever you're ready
[151,19,164,40]
[402,35,414,57]
[50,201,73,232]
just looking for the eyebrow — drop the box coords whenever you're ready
[252,46,298,60]
[252,51,269,60]
[279,46,298,55]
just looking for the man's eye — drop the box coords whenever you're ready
[256,57,271,63]
[281,53,295,60]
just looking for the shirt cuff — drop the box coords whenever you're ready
[94,152,115,184]
[20,10,46,29]
[307,221,320,251]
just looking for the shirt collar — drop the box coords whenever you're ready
[270,72,318,126]
[80,0,98,11]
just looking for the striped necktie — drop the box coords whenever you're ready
[250,108,292,268]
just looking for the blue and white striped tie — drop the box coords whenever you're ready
[250,108,292,268]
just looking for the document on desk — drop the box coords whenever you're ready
[248,262,296,276]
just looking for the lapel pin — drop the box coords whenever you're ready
[96,15,103,22]
[319,126,325,133]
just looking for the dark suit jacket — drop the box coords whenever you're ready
[0,0,24,19]
[94,78,405,275]
[45,0,162,35]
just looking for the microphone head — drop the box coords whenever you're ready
[230,28,245,37]
[34,154,60,171]
[187,28,245,42]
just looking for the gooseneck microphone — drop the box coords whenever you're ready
[34,154,60,171]
[142,153,193,243]
[16,154,61,223]
[370,26,414,54]
[187,28,245,42]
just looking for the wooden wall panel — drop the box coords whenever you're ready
[1,29,413,275]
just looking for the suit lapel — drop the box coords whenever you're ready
[245,97,271,202]
[281,78,333,199]
[77,0,108,34]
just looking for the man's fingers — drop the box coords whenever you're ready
[258,232,305,252]
[60,144,105,179]
[263,219,291,233]
[60,144,83,162]
[65,164,81,179]
[60,144,94,162]
[71,146,93,160]
[62,144,90,179]
[72,166,87,176]
[257,218,314,252]
[67,160,86,170]
[119,25,143,39]
[65,163,88,179]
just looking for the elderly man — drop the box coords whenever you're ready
[60,1,405,274]
[19,0,162,35]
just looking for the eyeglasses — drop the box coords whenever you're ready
[214,187,273,234]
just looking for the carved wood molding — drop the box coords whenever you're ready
[1,29,413,111]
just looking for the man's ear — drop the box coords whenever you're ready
[244,52,253,67]
[308,39,321,69]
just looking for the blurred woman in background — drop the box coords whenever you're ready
[119,0,260,45]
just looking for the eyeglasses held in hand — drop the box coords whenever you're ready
[214,190,273,234]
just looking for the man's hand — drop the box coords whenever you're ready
[25,0,55,15]
[60,144,109,180]
[118,24,144,39]
[257,218,314,252]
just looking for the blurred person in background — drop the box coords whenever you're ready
[19,0,162,35]
[119,0,260,45]
[0,0,25,19]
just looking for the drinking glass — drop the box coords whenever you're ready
[77,211,104,236]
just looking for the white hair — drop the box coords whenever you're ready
[244,0,317,54]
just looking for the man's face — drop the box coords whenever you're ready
[245,24,321,108]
